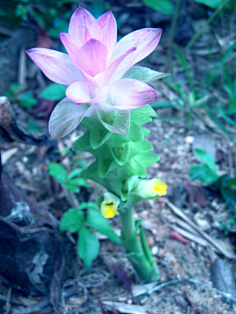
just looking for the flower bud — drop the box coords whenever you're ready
[134,179,167,198]
[100,192,120,219]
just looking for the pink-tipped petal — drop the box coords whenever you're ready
[49,97,88,139]
[68,6,95,46]
[66,81,91,103]
[60,33,81,67]
[111,28,162,80]
[77,39,107,76]
[66,82,109,104]
[94,47,136,89]
[110,78,158,109]
[26,48,83,85]
[90,11,117,61]
[60,33,96,88]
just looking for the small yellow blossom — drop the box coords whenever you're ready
[135,179,167,198]
[100,192,120,219]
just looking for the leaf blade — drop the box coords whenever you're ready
[60,208,84,233]
[78,226,100,271]
[85,209,121,245]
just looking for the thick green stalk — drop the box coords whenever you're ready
[119,206,159,282]
[75,105,161,282]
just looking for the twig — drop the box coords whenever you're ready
[18,46,27,89]
[147,278,236,302]
[4,288,11,314]
[166,200,236,259]
[0,27,14,36]
[61,185,80,208]
[170,224,219,252]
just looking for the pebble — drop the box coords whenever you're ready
[22,156,28,163]
[194,213,211,230]
[174,295,189,308]
[151,246,158,256]
[147,237,154,247]
[185,136,194,144]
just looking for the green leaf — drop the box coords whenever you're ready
[188,91,196,107]
[85,209,121,245]
[190,164,219,184]
[141,0,174,15]
[48,162,67,184]
[205,110,234,143]
[68,178,90,187]
[20,92,37,108]
[64,183,80,192]
[194,149,218,176]
[219,175,236,205]
[39,83,67,100]
[48,18,69,39]
[220,186,236,205]
[78,226,100,271]
[27,120,42,134]
[173,44,195,92]
[68,168,83,180]
[123,66,169,82]
[79,202,98,210]
[60,208,84,233]
[194,0,232,9]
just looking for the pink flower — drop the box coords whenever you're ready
[27,7,165,139]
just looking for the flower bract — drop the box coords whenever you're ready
[27,7,167,139]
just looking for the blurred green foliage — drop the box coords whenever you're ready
[39,84,67,101]
[195,0,234,10]
[6,83,38,109]
[140,0,174,15]
[190,149,236,205]
[60,203,120,271]
[48,162,90,193]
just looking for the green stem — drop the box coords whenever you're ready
[165,0,182,71]
[119,206,159,282]
[119,205,134,238]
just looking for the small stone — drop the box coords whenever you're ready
[185,136,194,144]
[174,295,189,308]
[194,213,211,230]
[22,156,28,163]
[147,237,154,247]
[140,295,149,305]
[151,246,158,256]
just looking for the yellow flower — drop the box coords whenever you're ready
[100,192,120,219]
[135,179,167,198]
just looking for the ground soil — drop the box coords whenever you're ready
[0,1,236,314]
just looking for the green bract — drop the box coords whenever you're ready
[73,105,159,201]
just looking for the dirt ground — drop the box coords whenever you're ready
[0,0,236,313]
